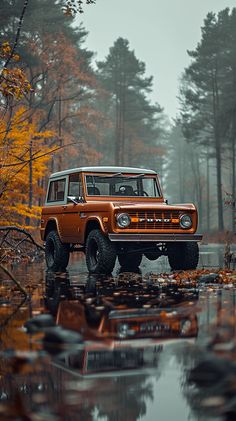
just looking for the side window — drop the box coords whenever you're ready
[68,173,82,198]
[47,178,66,202]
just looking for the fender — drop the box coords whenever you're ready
[44,217,62,241]
[83,216,107,243]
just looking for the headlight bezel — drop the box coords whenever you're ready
[179,213,192,229]
[116,212,131,228]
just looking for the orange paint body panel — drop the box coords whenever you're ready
[40,167,201,245]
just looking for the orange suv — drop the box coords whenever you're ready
[40,166,202,273]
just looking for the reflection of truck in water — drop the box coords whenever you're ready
[45,273,199,376]
[56,299,198,341]
[55,343,164,376]
[54,298,198,376]
[45,272,199,342]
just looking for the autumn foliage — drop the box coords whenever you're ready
[0,107,53,227]
[0,42,31,99]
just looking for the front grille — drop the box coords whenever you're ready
[139,321,177,335]
[128,210,181,230]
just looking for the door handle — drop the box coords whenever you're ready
[62,205,67,209]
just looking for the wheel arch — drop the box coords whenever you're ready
[44,218,60,240]
[84,218,106,243]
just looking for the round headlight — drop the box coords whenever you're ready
[117,323,129,338]
[116,213,131,228]
[180,319,192,335]
[180,214,192,229]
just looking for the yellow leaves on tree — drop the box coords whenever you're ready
[0,42,31,99]
[0,107,54,228]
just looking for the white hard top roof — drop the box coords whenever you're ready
[50,166,157,178]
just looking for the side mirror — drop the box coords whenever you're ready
[68,196,84,204]
[165,199,168,205]
[67,196,78,204]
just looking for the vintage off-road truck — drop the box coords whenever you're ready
[40,166,202,273]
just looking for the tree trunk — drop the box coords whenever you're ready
[58,90,63,171]
[190,150,203,230]
[212,68,224,232]
[178,141,184,202]
[232,115,236,233]
[26,139,33,227]
[215,139,224,231]
[115,95,120,165]
[206,149,210,232]
[120,67,127,166]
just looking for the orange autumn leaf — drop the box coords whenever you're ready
[0,107,55,228]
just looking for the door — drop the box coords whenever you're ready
[61,173,85,243]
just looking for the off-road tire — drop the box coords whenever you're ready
[45,230,70,271]
[167,241,199,271]
[85,229,116,274]
[118,252,142,269]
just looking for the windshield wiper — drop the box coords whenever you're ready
[100,172,124,178]
[112,172,123,177]
[135,173,145,178]
[109,173,145,178]
[89,172,146,179]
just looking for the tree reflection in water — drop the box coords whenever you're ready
[181,289,236,421]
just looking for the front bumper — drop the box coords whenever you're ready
[108,233,203,242]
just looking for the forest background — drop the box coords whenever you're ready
[0,0,235,236]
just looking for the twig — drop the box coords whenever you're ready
[0,263,27,297]
[2,0,29,69]
[0,226,44,251]
[0,229,10,248]
[1,142,78,168]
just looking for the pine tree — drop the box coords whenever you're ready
[180,8,236,232]
[97,37,165,168]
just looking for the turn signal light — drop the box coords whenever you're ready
[131,217,139,223]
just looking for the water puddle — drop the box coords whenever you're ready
[0,245,236,420]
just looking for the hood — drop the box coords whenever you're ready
[112,201,196,212]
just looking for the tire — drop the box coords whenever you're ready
[167,242,199,271]
[85,229,116,274]
[45,230,70,271]
[118,252,142,269]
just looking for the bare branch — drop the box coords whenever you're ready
[1,142,79,168]
[0,226,44,251]
[2,0,29,69]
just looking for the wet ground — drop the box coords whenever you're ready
[1,244,236,421]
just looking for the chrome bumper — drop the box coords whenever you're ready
[108,233,203,242]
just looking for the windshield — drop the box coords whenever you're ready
[85,174,161,197]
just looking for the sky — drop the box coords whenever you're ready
[75,0,236,120]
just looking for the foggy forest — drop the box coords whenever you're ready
[0,0,235,236]
[1,2,236,421]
